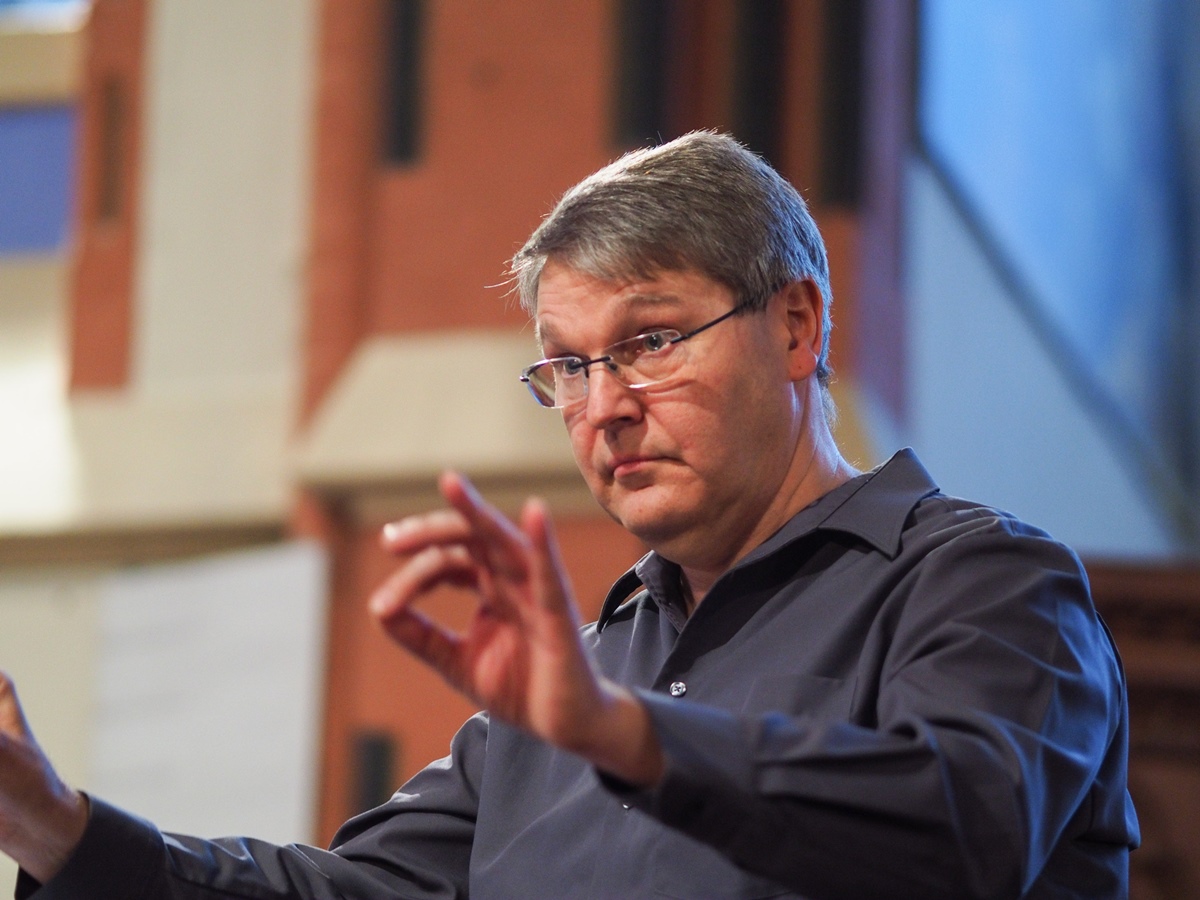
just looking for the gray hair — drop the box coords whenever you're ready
[510,131,834,386]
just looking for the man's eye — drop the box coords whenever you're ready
[638,332,672,353]
[562,357,587,376]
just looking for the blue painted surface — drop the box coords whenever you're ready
[918,0,1192,483]
[0,0,83,9]
[0,105,77,255]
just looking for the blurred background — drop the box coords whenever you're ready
[0,0,1197,895]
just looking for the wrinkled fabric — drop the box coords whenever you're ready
[21,449,1138,900]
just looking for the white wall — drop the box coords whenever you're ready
[0,540,328,894]
[134,0,314,393]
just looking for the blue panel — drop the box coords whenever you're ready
[0,105,77,254]
[0,0,84,8]
[918,0,1185,459]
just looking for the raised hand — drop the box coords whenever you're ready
[370,473,663,785]
[0,674,88,884]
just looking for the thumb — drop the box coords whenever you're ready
[0,672,33,740]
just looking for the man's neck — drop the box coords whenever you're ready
[678,432,858,614]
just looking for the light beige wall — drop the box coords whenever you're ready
[0,256,78,531]
[0,2,85,104]
[0,11,93,888]
[133,0,315,393]
[0,541,328,893]
[67,0,319,528]
[0,569,103,894]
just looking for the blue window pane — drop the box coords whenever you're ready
[0,105,77,254]
[918,0,1188,476]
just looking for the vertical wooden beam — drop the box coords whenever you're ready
[777,0,823,196]
[302,0,386,421]
[68,0,147,390]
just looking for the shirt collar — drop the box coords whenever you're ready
[596,448,939,631]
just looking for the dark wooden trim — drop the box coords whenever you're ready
[1085,559,1200,898]
[380,0,425,165]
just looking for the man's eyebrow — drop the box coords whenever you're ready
[532,320,562,352]
[620,292,686,310]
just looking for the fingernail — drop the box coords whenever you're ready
[382,520,410,542]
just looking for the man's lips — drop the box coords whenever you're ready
[607,455,664,479]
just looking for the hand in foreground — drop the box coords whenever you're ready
[0,674,88,884]
[371,472,663,786]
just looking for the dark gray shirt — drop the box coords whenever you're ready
[21,449,1139,899]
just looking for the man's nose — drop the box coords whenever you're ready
[584,365,642,427]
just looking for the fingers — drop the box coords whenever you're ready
[377,603,465,683]
[368,479,598,745]
[379,473,532,582]
[439,473,533,582]
[381,507,472,554]
[438,476,575,619]
[0,671,32,740]
[369,545,477,685]
[379,474,520,553]
[369,544,478,621]
[374,472,575,630]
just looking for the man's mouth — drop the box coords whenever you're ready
[608,455,662,480]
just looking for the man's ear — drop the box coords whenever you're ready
[779,279,824,382]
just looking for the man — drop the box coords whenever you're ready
[0,132,1138,898]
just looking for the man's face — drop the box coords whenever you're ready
[534,262,810,569]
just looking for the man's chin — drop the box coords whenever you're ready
[605,496,693,551]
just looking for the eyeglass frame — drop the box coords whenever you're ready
[518,305,745,408]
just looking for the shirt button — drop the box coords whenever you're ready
[668,681,687,697]
[621,802,631,810]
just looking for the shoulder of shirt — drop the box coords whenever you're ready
[901,490,1083,570]
[593,449,1079,630]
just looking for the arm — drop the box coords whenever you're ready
[7,709,487,899]
[0,675,88,886]
[603,523,1135,899]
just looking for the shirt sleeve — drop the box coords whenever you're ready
[19,712,488,900]
[605,519,1136,900]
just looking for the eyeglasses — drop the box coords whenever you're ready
[519,307,743,408]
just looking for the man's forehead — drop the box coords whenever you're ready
[533,265,718,343]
